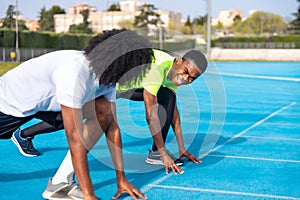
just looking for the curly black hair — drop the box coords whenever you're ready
[182,50,208,75]
[84,29,154,86]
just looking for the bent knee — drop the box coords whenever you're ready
[95,97,114,128]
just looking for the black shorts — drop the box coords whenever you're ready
[0,111,62,139]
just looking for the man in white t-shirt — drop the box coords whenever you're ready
[0,29,153,200]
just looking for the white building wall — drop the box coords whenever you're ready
[54,1,182,33]
[54,14,83,33]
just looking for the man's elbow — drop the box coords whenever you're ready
[146,116,152,125]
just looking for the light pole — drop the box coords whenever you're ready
[15,0,19,61]
[206,0,211,60]
[158,20,163,50]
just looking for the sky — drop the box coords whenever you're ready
[0,0,298,22]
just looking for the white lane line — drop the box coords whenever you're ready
[200,102,297,158]
[136,102,297,197]
[207,154,300,163]
[139,174,171,194]
[244,135,300,141]
[148,184,300,200]
[207,72,300,82]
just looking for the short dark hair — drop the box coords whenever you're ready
[183,50,208,74]
[84,29,154,86]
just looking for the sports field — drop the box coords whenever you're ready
[0,61,299,199]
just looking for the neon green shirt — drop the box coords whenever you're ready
[117,49,178,96]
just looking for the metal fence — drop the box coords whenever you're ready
[214,42,296,49]
[0,42,297,62]
[0,48,57,62]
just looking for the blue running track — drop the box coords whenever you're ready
[1,61,299,199]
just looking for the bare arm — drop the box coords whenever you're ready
[143,89,183,174]
[93,98,146,199]
[61,105,97,200]
[106,119,146,200]
[172,104,185,153]
[172,104,201,164]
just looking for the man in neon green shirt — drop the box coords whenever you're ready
[117,49,208,174]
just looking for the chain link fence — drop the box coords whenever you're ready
[0,48,57,62]
[1,41,297,62]
[214,42,296,49]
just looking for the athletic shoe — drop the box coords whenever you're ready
[11,128,40,157]
[145,149,184,166]
[42,172,83,200]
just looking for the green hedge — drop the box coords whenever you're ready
[0,29,16,47]
[0,29,195,51]
[0,29,93,50]
[212,35,300,48]
[1,29,299,49]
[212,35,300,43]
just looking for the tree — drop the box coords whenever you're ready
[69,9,93,34]
[213,21,224,30]
[118,19,135,29]
[69,24,90,34]
[183,15,208,35]
[233,15,242,22]
[184,15,193,34]
[193,15,207,26]
[290,0,300,33]
[1,5,27,30]
[242,11,287,35]
[107,3,121,11]
[39,6,65,31]
[185,16,192,27]
[190,15,208,35]
[81,9,92,33]
[231,15,243,33]
[134,4,161,28]
[2,5,15,29]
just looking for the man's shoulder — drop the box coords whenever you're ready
[153,49,175,63]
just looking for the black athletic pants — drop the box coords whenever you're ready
[0,87,176,151]
[117,87,176,151]
[0,111,63,139]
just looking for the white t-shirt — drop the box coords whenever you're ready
[0,50,115,117]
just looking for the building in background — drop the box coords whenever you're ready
[53,0,182,33]
[54,3,97,33]
[212,9,244,27]
[68,3,97,14]
[25,20,39,31]
[119,0,144,12]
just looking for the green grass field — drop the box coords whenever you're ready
[0,62,20,76]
